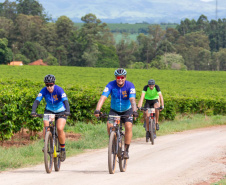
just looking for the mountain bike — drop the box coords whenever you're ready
[35,113,66,173]
[139,107,162,145]
[100,114,131,174]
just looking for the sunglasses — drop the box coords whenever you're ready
[46,83,54,87]
[116,76,125,80]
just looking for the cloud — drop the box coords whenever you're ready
[200,0,215,2]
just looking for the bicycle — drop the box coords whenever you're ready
[99,114,131,174]
[34,113,66,173]
[139,107,162,145]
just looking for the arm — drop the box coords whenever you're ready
[158,93,164,110]
[138,92,145,108]
[63,100,70,114]
[31,100,40,115]
[94,95,107,117]
[129,97,137,112]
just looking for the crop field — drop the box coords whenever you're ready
[0,65,225,99]
[0,65,225,142]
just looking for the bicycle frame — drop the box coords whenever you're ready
[109,115,123,157]
[44,114,59,158]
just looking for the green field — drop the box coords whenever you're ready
[0,65,225,99]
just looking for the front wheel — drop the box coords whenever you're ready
[108,131,117,174]
[44,131,53,173]
[54,136,61,171]
[149,118,155,145]
[119,133,128,172]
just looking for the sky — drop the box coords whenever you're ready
[1,0,226,23]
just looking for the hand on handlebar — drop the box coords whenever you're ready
[64,112,70,116]
[133,111,139,118]
[31,112,37,117]
[94,110,101,118]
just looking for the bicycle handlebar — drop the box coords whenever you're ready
[98,113,132,119]
[32,113,70,118]
[138,106,163,111]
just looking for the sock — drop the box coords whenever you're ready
[125,144,130,152]
[60,143,65,151]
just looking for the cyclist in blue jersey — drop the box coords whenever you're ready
[94,68,138,159]
[31,74,70,162]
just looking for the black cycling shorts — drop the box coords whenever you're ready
[43,109,67,121]
[144,99,159,108]
[108,108,133,124]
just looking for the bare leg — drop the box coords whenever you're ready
[125,122,133,145]
[56,118,66,144]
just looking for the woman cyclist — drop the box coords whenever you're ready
[31,74,70,162]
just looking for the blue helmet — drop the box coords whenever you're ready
[114,68,127,76]
[148,79,155,85]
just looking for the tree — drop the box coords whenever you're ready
[195,48,211,70]
[196,14,209,32]
[0,38,13,64]
[116,35,137,67]
[21,41,48,62]
[96,43,119,68]
[45,54,58,66]
[136,33,153,63]
[165,28,180,44]
[16,0,51,22]
[148,25,166,59]
[14,53,30,64]
[14,14,44,48]
[37,22,57,54]
[0,0,17,21]
[218,48,226,71]
[0,17,14,38]
[155,40,176,56]
[55,16,74,48]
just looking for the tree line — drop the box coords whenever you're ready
[0,0,225,70]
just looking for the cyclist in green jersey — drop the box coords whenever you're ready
[138,79,164,138]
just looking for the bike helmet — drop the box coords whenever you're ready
[44,74,55,83]
[148,79,155,85]
[114,68,127,76]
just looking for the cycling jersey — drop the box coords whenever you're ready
[142,85,161,100]
[36,85,68,113]
[102,80,136,112]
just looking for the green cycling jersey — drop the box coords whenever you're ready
[142,85,161,100]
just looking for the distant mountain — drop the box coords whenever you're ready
[40,0,226,24]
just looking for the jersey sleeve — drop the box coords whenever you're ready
[59,87,68,101]
[129,83,136,98]
[155,85,161,93]
[101,83,112,98]
[142,85,148,93]
[35,88,45,102]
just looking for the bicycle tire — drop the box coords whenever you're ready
[108,131,117,174]
[118,133,128,172]
[149,117,155,145]
[44,131,53,173]
[54,137,61,171]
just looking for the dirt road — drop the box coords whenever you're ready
[1,126,226,185]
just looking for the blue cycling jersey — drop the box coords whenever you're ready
[102,80,136,112]
[36,85,68,113]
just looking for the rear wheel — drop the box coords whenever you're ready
[119,133,128,172]
[149,118,155,145]
[54,136,61,171]
[108,131,117,174]
[44,131,53,173]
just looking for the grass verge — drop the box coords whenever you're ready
[0,114,225,172]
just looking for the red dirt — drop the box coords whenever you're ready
[1,129,81,148]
